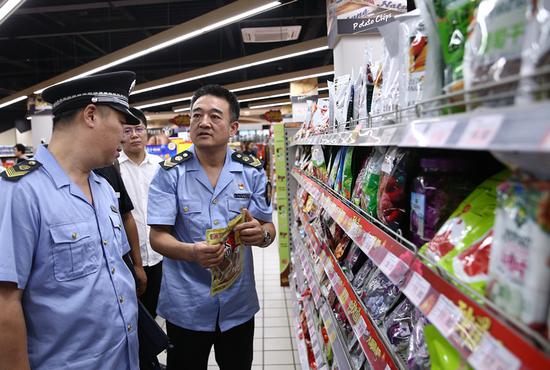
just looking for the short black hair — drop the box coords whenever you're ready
[190,84,239,122]
[14,143,26,153]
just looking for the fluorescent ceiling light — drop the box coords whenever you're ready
[132,45,328,95]
[34,2,281,95]
[173,106,191,113]
[0,95,27,109]
[249,101,291,109]
[137,70,334,110]
[231,70,333,93]
[0,0,24,24]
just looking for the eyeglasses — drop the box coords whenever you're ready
[123,126,146,137]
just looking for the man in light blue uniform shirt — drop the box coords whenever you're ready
[148,84,275,370]
[0,71,141,369]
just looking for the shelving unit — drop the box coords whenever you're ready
[282,4,550,369]
[291,168,550,370]
[290,101,550,153]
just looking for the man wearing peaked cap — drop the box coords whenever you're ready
[0,71,140,369]
[42,70,141,125]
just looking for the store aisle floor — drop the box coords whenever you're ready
[156,212,302,370]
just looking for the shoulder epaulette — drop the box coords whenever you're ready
[160,151,192,170]
[232,152,262,170]
[1,160,42,182]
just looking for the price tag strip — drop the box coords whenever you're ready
[291,168,550,370]
[300,214,397,370]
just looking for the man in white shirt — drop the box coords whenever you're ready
[119,107,164,318]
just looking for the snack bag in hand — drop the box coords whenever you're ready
[206,212,245,295]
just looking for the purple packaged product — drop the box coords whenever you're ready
[352,258,376,292]
[407,309,430,370]
[341,243,367,277]
[361,270,401,323]
[349,338,366,370]
[383,298,416,357]
[410,157,474,248]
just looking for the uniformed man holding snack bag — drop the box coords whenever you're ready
[148,84,275,370]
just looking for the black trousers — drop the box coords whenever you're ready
[139,261,163,318]
[166,318,255,370]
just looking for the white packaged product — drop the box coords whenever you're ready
[353,66,367,128]
[371,21,401,125]
[519,0,550,103]
[311,98,330,135]
[334,73,352,132]
[463,0,529,107]
[398,9,441,118]
[487,178,550,328]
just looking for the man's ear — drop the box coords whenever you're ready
[230,121,239,136]
[82,104,99,128]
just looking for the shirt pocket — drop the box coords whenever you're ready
[180,200,204,240]
[50,222,99,282]
[109,214,125,254]
[227,198,249,218]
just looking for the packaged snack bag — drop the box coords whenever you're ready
[353,66,367,127]
[311,145,328,183]
[399,12,428,110]
[360,146,388,217]
[519,0,550,103]
[422,171,509,294]
[377,148,418,235]
[328,147,344,189]
[361,270,401,323]
[341,147,355,199]
[383,298,417,357]
[371,21,402,125]
[311,98,331,135]
[407,310,431,369]
[463,0,529,107]
[340,242,366,281]
[431,0,480,97]
[334,147,348,193]
[351,257,376,292]
[424,324,472,370]
[351,157,369,208]
[487,178,550,329]
[334,74,353,132]
[410,157,475,248]
[206,212,245,295]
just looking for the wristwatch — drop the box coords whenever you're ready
[262,228,273,247]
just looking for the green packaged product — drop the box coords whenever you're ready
[424,325,471,370]
[341,147,355,200]
[487,177,550,328]
[360,147,387,217]
[421,171,510,295]
[432,0,480,89]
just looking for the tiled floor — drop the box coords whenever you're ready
[156,215,302,369]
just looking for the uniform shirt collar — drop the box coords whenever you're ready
[119,149,156,165]
[35,145,102,188]
[186,145,242,172]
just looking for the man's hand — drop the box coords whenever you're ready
[192,242,225,268]
[234,209,265,246]
[134,265,147,296]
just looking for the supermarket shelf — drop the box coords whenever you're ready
[294,316,312,370]
[303,296,328,370]
[289,272,311,370]
[292,168,550,370]
[290,101,550,153]
[296,209,401,370]
[293,229,353,370]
